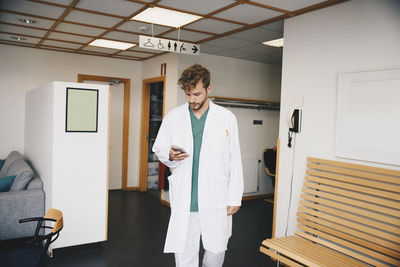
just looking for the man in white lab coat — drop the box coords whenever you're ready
[153,64,244,267]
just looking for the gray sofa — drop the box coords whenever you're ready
[0,151,45,241]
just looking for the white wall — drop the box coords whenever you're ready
[0,45,142,188]
[276,0,400,237]
[25,83,54,211]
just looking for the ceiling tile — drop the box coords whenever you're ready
[82,45,118,54]
[251,0,326,12]
[0,32,39,44]
[42,39,81,49]
[103,31,139,43]
[200,44,227,54]
[237,43,282,55]
[229,26,282,43]
[203,36,253,49]
[0,24,47,37]
[259,20,284,33]
[76,0,145,17]
[162,29,212,42]
[55,22,105,36]
[184,19,241,34]
[45,0,75,5]
[48,32,92,43]
[0,0,66,19]
[158,0,235,15]
[64,10,122,28]
[217,49,255,59]
[243,54,282,65]
[118,21,171,35]
[118,51,149,58]
[0,11,54,29]
[213,4,283,24]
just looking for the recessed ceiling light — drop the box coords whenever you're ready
[19,18,37,24]
[262,38,284,47]
[11,36,27,41]
[89,39,136,50]
[131,7,202,28]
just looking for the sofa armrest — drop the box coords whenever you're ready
[0,189,45,241]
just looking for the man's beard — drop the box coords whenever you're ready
[190,97,207,111]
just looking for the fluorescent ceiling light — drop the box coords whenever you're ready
[89,39,136,50]
[262,38,284,47]
[131,7,202,28]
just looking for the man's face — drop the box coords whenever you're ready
[184,80,210,111]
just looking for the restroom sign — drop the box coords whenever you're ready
[139,35,200,55]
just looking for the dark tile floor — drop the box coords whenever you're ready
[49,190,275,267]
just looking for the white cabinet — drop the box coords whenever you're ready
[25,81,109,248]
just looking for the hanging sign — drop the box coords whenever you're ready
[139,35,200,55]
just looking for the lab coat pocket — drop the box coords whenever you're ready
[211,131,228,154]
[217,175,229,208]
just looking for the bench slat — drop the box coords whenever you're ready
[307,157,400,178]
[302,187,400,218]
[305,175,400,201]
[296,231,386,266]
[304,180,399,208]
[260,246,303,267]
[301,193,400,226]
[298,224,400,266]
[299,199,400,234]
[306,167,400,193]
[297,217,400,259]
[298,212,400,254]
[307,162,400,186]
[263,236,366,267]
[298,206,398,242]
[277,238,348,266]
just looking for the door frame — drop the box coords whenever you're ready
[139,76,166,192]
[78,74,131,190]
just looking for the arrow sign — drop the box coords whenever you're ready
[139,35,200,55]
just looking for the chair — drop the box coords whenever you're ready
[0,208,63,267]
[263,148,277,187]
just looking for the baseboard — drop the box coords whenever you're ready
[160,198,170,207]
[124,186,139,191]
[242,193,273,201]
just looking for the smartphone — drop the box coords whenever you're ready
[171,146,187,153]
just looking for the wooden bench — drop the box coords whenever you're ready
[260,157,400,266]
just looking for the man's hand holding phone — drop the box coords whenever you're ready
[169,146,190,161]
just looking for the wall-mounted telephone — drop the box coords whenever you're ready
[288,108,302,147]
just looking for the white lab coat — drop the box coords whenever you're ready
[152,100,244,253]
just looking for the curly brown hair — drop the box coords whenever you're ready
[178,64,210,90]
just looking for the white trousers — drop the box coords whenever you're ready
[175,212,225,267]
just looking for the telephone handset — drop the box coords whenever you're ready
[288,108,301,133]
[288,108,302,147]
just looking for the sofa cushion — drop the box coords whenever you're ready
[0,151,23,177]
[0,159,5,171]
[6,158,34,191]
[0,175,16,192]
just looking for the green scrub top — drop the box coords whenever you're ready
[189,106,209,212]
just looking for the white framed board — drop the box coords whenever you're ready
[335,68,400,166]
